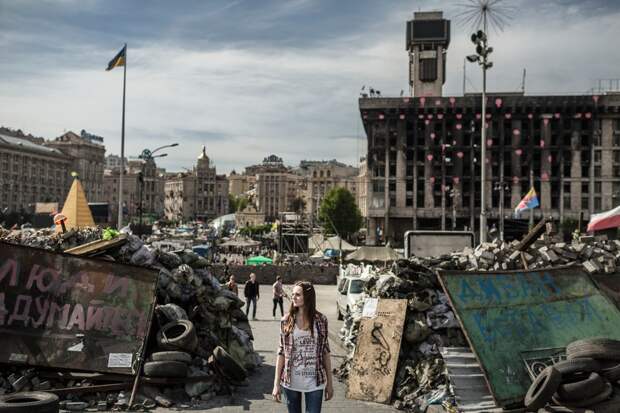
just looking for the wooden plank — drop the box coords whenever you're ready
[64,234,127,256]
[515,218,549,251]
[438,266,620,407]
[346,299,407,404]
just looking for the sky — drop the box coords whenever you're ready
[1,0,619,174]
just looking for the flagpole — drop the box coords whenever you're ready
[117,44,127,229]
[529,168,534,229]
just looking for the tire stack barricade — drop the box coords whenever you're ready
[525,338,620,412]
[0,229,260,410]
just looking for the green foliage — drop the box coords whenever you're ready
[318,187,362,240]
[238,223,272,236]
[228,194,248,213]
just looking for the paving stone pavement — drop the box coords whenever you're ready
[152,284,398,412]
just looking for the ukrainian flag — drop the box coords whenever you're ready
[106,45,126,71]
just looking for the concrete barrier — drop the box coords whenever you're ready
[210,264,338,285]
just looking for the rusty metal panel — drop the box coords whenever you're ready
[438,266,620,407]
[0,242,157,375]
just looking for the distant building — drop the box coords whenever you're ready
[251,155,299,221]
[105,154,127,170]
[45,131,105,202]
[360,10,620,245]
[0,133,72,213]
[295,159,359,218]
[164,146,229,221]
[104,158,165,223]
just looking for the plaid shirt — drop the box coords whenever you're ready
[277,312,330,387]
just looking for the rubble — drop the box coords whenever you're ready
[336,229,620,412]
[0,227,261,409]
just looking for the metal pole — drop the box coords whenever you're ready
[499,177,505,241]
[479,20,488,244]
[117,43,127,229]
[470,139,475,233]
[529,168,534,229]
[463,58,466,96]
[452,187,457,230]
[441,144,446,231]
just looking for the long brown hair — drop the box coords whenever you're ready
[284,281,317,337]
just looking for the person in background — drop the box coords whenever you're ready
[244,272,260,320]
[272,281,333,413]
[272,276,287,319]
[226,274,238,296]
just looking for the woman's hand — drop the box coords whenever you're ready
[324,382,334,401]
[272,383,282,403]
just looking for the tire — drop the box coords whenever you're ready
[525,366,562,410]
[213,346,247,382]
[156,320,198,352]
[0,391,59,413]
[556,372,606,402]
[566,338,620,361]
[553,358,601,379]
[553,381,613,408]
[600,362,620,381]
[150,351,192,364]
[143,360,188,378]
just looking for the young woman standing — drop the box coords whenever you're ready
[272,281,334,413]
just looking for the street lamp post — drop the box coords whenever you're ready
[467,24,493,243]
[138,143,179,232]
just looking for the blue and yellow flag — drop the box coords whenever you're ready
[514,187,539,215]
[106,46,126,71]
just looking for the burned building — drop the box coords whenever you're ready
[361,12,620,245]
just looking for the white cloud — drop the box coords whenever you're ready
[1,0,619,174]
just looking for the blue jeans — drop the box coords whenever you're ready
[283,387,323,413]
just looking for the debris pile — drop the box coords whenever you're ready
[336,232,620,412]
[0,228,260,409]
[409,234,620,275]
[0,227,103,251]
[335,261,467,412]
[525,338,620,412]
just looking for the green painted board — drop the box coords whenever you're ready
[438,266,620,407]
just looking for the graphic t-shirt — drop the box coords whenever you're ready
[283,326,325,392]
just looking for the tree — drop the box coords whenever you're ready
[228,194,248,213]
[318,187,362,240]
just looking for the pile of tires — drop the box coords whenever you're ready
[143,351,193,378]
[524,338,620,412]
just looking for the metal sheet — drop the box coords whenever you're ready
[438,266,620,407]
[0,242,158,375]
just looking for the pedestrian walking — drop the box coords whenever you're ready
[225,274,238,296]
[272,276,286,318]
[244,272,260,320]
[272,281,333,413]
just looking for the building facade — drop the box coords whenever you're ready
[251,155,299,221]
[0,133,73,213]
[360,10,620,245]
[104,158,165,223]
[296,160,359,218]
[164,147,229,222]
[45,131,106,202]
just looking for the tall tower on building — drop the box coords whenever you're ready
[406,11,451,97]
